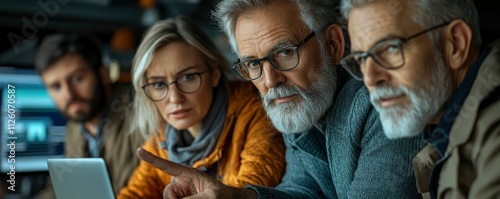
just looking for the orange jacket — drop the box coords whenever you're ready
[117,81,286,199]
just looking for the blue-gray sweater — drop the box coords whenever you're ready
[248,71,426,199]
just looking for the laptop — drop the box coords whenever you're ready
[47,158,115,199]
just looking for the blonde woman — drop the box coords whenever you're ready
[117,16,286,198]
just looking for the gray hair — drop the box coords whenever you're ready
[131,16,232,137]
[340,0,482,49]
[213,0,345,56]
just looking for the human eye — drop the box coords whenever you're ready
[151,82,167,90]
[352,54,366,64]
[179,73,196,82]
[276,48,293,57]
[72,75,83,84]
[385,45,401,54]
[376,42,401,56]
[50,83,61,91]
[245,60,261,69]
[373,41,403,67]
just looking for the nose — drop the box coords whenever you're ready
[166,86,185,104]
[262,61,286,89]
[363,58,390,88]
[61,82,77,101]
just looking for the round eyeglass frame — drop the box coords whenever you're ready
[141,70,210,101]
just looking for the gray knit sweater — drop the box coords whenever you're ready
[248,71,425,199]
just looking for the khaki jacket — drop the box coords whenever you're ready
[413,39,500,199]
[117,81,286,199]
[36,84,145,198]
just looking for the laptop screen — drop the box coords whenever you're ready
[47,158,115,199]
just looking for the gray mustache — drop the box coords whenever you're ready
[370,86,407,103]
[264,85,301,102]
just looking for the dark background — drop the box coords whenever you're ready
[0,0,234,71]
[1,0,499,70]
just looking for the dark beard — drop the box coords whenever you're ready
[64,75,106,123]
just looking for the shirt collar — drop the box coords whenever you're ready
[79,118,107,157]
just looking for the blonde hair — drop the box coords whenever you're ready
[131,15,233,137]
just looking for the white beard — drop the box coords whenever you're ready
[261,48,337,134]
[370,54,453,139]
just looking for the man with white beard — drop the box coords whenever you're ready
[133,0,426,198]
[340,0,500,198]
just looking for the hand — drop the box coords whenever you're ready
[136,148,257,199]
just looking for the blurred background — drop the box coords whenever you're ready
[0,0,235,70]
[0,0,499,198]
[0,0,233,198]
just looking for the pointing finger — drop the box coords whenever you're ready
[136,147,191,178]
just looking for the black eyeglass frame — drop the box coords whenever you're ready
[141,70,211,101]
[232,31,316,80]
[341,21,452,80]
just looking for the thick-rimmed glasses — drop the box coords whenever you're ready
[233,31,316,80]
[341,21,451,80]
[141,71,210,101]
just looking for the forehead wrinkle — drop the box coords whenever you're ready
[146,42,205,80]
[146,63,202,83]
[238,26,300,59]
[235,1,307,59]
[349,7,414,52]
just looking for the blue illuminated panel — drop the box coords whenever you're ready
[0,67,66,173]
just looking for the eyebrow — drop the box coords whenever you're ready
[61,68,89,82]
[65,66,89,75]
[240,39,294,62]
[351,34,403,53]
[43,67,88,88]
[146,66,200,81]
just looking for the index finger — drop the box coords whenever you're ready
[136,147,192,178]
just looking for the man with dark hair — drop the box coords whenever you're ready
[34,32,144,199]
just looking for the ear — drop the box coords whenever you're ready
[323,24,345,65]
[211,67,221,87]
[442,19,473,71]
[99,66,111,85]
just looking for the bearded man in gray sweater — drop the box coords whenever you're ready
[135,0,426,198]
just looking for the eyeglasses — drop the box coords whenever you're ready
[232,31,316,80]
[340,21,452,80]
[141,71,210,101]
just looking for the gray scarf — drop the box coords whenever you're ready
[165,84,228,166]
